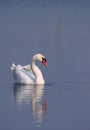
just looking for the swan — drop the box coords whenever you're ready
[11,53,47,85]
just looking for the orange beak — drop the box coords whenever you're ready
[42,60,48,67]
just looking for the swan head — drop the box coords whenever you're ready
[32,54,47,67]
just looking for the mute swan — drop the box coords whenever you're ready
[11,54,47,85]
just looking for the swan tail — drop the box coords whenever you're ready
[11,63,16,71]
[11,63,16,80]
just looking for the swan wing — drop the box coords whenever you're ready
[23,64,32,72]
[11,64,35,84]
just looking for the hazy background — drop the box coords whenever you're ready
[0,0,90,84]
[0,0,90,130]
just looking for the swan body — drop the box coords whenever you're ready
[11,54,47,85]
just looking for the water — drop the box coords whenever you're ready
[0,0,90,130]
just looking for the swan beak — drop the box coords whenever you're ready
[43,61,48,67]
[42,58,47,67]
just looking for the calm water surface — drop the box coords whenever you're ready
[0,82,90,130]
[0,0,90,130]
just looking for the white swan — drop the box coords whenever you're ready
[11,53,47,85]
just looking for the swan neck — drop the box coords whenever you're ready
[31,60,40,78]
[31,60,36,75]
[31,60,43,77]
[31,60,45,84]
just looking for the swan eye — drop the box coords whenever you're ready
[42,57,47,62]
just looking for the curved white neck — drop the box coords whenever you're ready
[31,60,45,84]
[31,61,38,77]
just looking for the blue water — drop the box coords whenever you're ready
[0,0,90,130]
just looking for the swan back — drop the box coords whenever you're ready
[11,64,35,84]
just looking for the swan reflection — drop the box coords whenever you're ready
[12,84,47,126]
